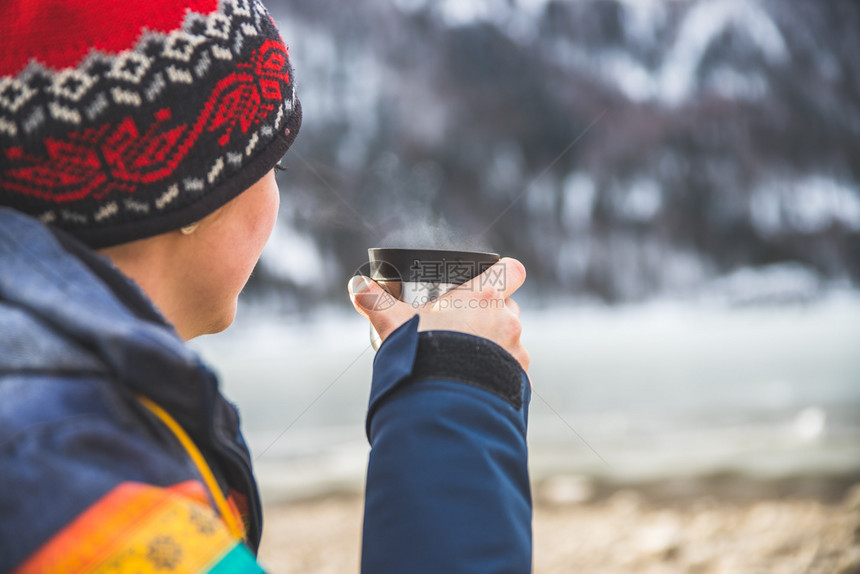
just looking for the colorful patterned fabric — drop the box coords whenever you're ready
[0,210,267,568]
[14,482,263,574]
[0,0,301,248]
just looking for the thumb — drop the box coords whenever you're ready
[348,276,411,336]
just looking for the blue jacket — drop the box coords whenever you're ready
[0,208,532,573]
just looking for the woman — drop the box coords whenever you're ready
[0,0,531,572]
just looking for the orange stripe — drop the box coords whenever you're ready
[136,395,246,540]
[16,481,238,574]
[170,478,212,506]
[170,479,246,533]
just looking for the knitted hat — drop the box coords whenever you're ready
[0,0,301,248]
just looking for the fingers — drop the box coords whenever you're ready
[348,276,414,339]
[496,258,527,299]
[348,276,398,317]
[347,266,530,374]
[450,257,526,301]
[498,312,529,373]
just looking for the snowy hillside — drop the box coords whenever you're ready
[252,0,860,309]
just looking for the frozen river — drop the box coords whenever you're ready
[190,294,860,501]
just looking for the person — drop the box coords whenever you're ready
[0,0,532,572]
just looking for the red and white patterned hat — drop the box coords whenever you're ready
[0,0,301,248]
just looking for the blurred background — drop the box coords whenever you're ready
[190,0,860,571]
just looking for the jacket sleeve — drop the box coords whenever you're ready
[361,315,532,574]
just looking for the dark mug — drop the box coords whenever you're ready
[366,248,500,350]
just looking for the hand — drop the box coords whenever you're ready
[348,258,529,373]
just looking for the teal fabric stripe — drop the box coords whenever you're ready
[207,544,266,574]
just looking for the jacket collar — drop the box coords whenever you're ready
[49,225,167,327]
[0,208,219,449]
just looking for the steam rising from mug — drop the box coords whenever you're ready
[376,217,491,253]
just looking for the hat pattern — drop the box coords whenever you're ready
[0,0,300,247]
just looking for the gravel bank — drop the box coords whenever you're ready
[257,477,860,573]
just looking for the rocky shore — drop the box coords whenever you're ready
[256,474,860,574]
